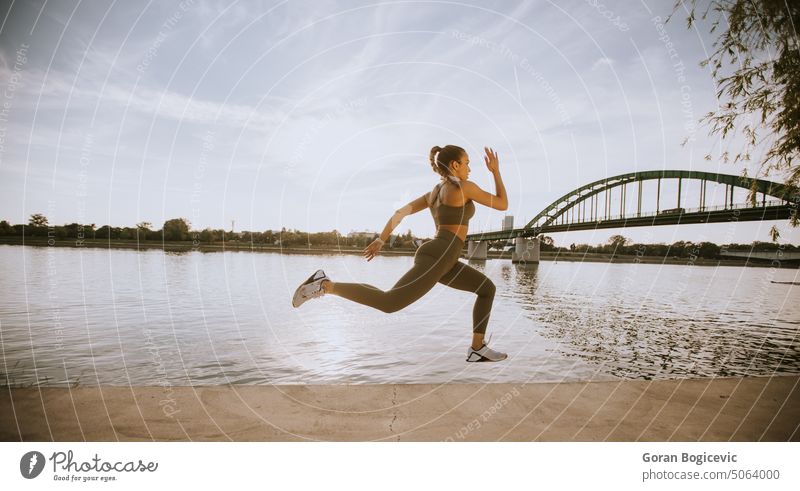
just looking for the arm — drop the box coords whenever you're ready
[378,213,402,243]
[363,193,430,261]
[463,172,508,210]
[491,170,509,210]
[377,193,429,242]
[463,147,508,210]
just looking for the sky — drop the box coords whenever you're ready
[0,0,797,247]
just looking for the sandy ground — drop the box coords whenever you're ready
[1,376,797,441]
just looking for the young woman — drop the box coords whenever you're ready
[292,145,509,362]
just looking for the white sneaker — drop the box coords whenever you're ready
[292,269,330,308]
[466,334,507,362]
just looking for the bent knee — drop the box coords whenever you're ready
[381,303,403,314]
[479,280,496,297]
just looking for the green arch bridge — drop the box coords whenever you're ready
[463,170,799,262]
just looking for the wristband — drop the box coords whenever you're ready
[375,237,385,245]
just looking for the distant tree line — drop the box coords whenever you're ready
[487,234,797,259]
[0,215,419,248]
[3,216,796,256]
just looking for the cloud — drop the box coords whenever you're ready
[2,0,793,243]
[591,56,614,70]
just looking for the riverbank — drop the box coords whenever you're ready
[1,237,793,268]
[1,376,797,441]
[0,236,416,256]
[536,251,797,268]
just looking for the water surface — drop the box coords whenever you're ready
[1,244,798,386]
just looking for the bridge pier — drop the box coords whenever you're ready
[466,240,488,260]
[512,236,540,264]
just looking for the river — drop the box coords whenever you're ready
[1,244,798,386]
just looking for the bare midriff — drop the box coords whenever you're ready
[438,224,467,242]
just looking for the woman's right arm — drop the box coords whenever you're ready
[463,147,508,210]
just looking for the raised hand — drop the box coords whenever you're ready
[484,146,500,174]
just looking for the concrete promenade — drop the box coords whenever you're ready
[1,376,797,441]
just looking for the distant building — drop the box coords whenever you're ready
[502,215,515,248]
[348,231,376,240]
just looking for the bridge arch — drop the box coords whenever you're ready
[524,170,796,229]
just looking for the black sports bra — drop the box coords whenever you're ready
[429,180,475,226]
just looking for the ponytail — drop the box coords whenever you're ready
[429,145,465,183]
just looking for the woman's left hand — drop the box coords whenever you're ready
[363,239,384,261]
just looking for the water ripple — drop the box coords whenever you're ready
[0,246,798,386]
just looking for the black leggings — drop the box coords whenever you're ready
[332,229,495,334]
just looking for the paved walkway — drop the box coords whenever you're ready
[1,376,797,441]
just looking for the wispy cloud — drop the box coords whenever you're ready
[591,56,614,70]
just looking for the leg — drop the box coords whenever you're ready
[438,261,496,348]
[326,251,447,313]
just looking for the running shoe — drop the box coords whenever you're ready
[466,333,507,362]
[291,269,330,308]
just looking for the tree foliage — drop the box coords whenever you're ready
[607,234,630,248]
[162,218,191,241]
[0,215,423,248]
[671,0,800,238]
[28,213,48,227]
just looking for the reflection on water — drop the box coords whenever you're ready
[0,244,798,386]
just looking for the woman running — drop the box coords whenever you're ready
[292,145,509,362]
